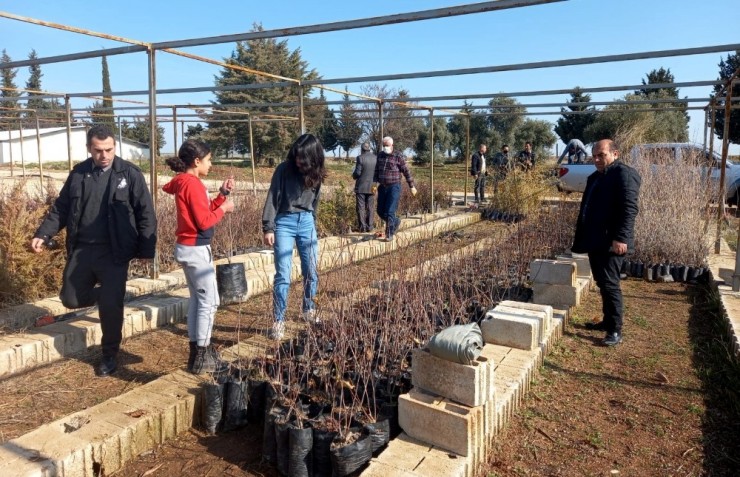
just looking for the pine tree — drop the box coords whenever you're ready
[712,50,740,144]
[554,88,596,144]
[25,49,44,117]
[207,23,319,163]
[1,49,21,130]
[336,92,362,159]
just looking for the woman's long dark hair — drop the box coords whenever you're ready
[287,134,327,188]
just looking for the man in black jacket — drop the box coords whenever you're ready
[352,142,377,232]
[470,144,487,204]
[31,125,157,376]
[572,139,640,346]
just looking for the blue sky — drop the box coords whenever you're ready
[0,0,738,154]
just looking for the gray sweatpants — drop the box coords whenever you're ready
[175,244,220,347]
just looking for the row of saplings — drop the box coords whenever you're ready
[197,202,580,476]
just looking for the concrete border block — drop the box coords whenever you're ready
[532,283,579,308]
[481,311,538,351]
[399,388,481,457]
[411,348,492,407]
[529,259,576,286]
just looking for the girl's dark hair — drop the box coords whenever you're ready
[287,133,327,188]
[165,139,211,173]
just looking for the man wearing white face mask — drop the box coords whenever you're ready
[373,136,417,242]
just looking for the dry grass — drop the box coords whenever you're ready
[0,180,67,307]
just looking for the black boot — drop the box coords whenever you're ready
[192,346,228,375]
[187,341,197,372]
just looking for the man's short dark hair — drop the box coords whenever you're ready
[502,144,509,150]
[361,142,371,152]
[87,125,115,146]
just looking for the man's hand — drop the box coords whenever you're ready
[264,232,275,247]
[371,184,378,194]
[31,237,45,253]
[410,186,418,196]
[611,240,627,255]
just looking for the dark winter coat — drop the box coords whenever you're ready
[572,160,641,254]
[352,151,377,194]
[470,151,486,176]
[34,156,157,264]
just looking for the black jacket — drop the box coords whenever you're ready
[572,161,641,254]
[34,156,157,264]
[470,151,486,176]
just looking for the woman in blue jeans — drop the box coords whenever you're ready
[262,134,327,339]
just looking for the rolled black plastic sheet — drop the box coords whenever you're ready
[427,322,484,365]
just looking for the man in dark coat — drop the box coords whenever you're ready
[352,142,377,232]
[572,139,641,346]
[31,125,157,376]
[470,144,488,204]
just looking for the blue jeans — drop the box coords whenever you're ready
[273,212,318,322]
[377,183,401,237]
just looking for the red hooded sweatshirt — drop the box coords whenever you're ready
[162,173,226,246]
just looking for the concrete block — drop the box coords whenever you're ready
[498,300,553,325]
[556,253,592,278]
[363,460,419,477]
[480,311,538,351]
[529,259,576,286]
[399,388,481,457]
[411,348,492,407]
[416,447,468,477]
[532,283,579,308]
[489,309,545,346]
[371,432,429,472]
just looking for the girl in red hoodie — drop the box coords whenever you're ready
[162,140,234,374]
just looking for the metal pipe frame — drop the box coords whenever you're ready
[150,0,565,49]
[305,43,740,86]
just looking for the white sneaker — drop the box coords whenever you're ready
[302,309,320,324]
[269,320,285,340]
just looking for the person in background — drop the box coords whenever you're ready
[572,139,641,346]
[162,140,234,374]
[352,142,377,233]
[373,136,417,242]
[557,138,588,165]
[516,142,536,171]
[31,125,157,377]
[470,144,488,204]
[491,144,511,194]
[262,134,327,340]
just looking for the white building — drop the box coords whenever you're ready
[0,126,150,165]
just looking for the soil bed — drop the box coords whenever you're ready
[119,280,739,477]
[0,219,506,442]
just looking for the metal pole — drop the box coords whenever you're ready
[379,101,384,147]
[65,95,73,170]
[716,89,732,255]
[464,116,470,204]
[429,109,435,213]
[147,47,159,279]
[248,114,256,196]
[298,85,305,135]
[7,129,14,176]
[18,121,26,177]
[709,100,716,161]
[172,106,178,154]
[117,116,123,158]
[35,115,43,190]
[181,120,185,144]
[702,108,708,152]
